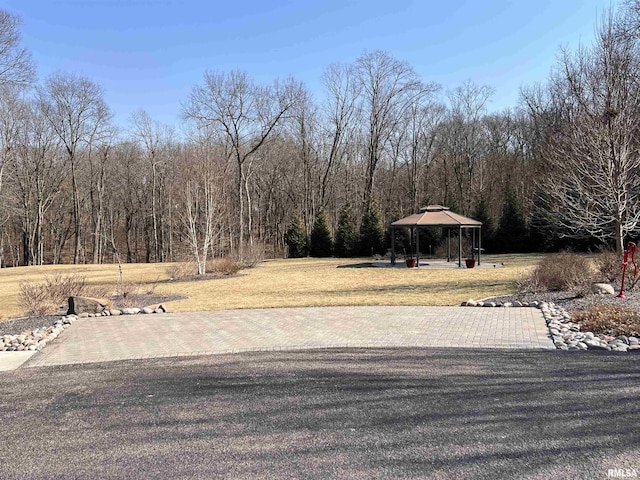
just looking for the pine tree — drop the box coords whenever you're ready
[359,205,384,256]
[472,197,494,253]
[309,210,333,257]
[285,216,308,258]
[334,204,359,257]
[495,187,529,253]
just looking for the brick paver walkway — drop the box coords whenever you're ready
[24,306,553,367]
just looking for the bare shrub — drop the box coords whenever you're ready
[516,268,546,293]
[593,249,621,283]
[573,305,640,337]
[114,281,144,308]
[44,273,88,305]
[19,273,110,316]
[19,282,57,316]
[525,251,593,293]
[238,240,265,268]
[166,262,196,281]
[207,257,241,276]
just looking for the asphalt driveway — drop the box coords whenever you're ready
[1,348,638,479]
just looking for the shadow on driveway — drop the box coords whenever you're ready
[1,348,639,479]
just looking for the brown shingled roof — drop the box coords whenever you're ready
[391,205,482,227]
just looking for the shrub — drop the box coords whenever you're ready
[19,282,57,316]
[494,186,529,253]
[238,240,265,268]
[593,249,622,283]
[18,273,110,316]
[207,257,241,275]
[524,251,593,293]
[309,211,333,257]
[334,204,359,257]
[166,262,196,280]
[572,305,640,337]
[285,216,307,258]
[358,206,384,257]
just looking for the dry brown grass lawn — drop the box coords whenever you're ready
[0,254,542,321]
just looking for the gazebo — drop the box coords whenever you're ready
[390,205,482,268]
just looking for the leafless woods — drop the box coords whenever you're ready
[1,3,640,270]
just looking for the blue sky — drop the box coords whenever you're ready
[4,0,610,129]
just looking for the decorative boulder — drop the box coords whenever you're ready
[68,296,110,315]
[591,283,615,295]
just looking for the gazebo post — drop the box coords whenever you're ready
[478,228,482,266]
[410,227,414,262]
[458,226,462,268]
[447,229,451,262]
[391,227,396,265]
[416,227,420,268]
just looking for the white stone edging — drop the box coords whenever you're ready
[461,299,639,352]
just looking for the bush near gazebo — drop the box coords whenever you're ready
[359,206,384,256]
[495,187,529,253]
[285,216,308,258]
[472,198,495,253]
[309,211,333,257]
[335,204,359,257]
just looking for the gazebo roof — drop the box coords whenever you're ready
[391,205,482,228]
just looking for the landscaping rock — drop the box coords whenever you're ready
[110,309,122,316]
[67,296,110,315]
[591,283,615,295]
[141,307,154,314]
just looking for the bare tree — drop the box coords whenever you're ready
[320,62,361,209]
[535,9,640,252]
[354,50,436,210]
[443,80,494,214]
[183,70,301,260]
[174,138,227,274]
[130,109,174,262]
[38,72,112,263]
[9,98,65,264]
[0,10,34,89]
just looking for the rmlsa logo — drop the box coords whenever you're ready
[608,469,638,478]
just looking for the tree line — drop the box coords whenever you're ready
[1,2,639,271]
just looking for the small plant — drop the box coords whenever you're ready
[593,249,622,283]
[238,240,265,268]
[18,273,110,316]
[207,257,241,275]
[19,282,57,316]
[166,262,196,281]
[572,305,640,337]
[524,251,593,293]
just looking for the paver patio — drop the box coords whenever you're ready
[24,306,553,368]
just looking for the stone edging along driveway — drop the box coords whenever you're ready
[462,299,640,352]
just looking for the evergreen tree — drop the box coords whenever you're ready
[309,210,333,257]
[495,187,529,253]
[334,204,359,257]
[359,205,384,256]
[285,216,308,258]
[472,197,494,253]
